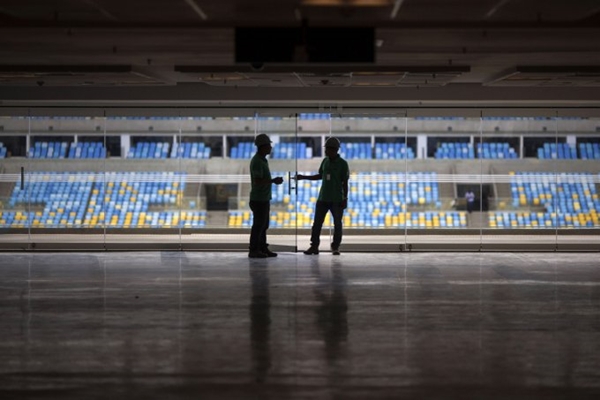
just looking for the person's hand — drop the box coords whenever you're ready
[272,177,284,185]
[293,174,303,181]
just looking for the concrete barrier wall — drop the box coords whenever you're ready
[1,158,597,175]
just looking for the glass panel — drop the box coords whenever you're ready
[295,112,329,253]
[326,112,407,252]
[254,112,298,252]
[0,113,30,247]
[556,115,600,249]
[25,111,106,249]
[480,112,558,249]
[406,114,475,250]
[179,113,225,250]
[103,111,182,250]
[2,107,598,252]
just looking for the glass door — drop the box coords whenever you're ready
[27,108,106,250]
[0,111,30,249]
[556,111,600,250]
[480,109,559,250]
[254,111,298,252]
[326,110,407,252]
[104,109,183,250]
[405,109,479,250]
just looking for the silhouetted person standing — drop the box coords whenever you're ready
[465,189,475,214]
[248,134,283,258]
[296,137,349,256]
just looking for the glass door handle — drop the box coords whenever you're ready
[288,171,296,195]
[21,166,24,190]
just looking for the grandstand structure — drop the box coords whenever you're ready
[1,113,599,250]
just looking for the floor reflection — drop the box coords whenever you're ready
[249,263,271,383]
[311,259,348,369]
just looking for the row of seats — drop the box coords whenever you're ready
[128,142,212,159]
[537,143,577,159]
[29,142,69,159]
[436,142,600,160]
[231,142,416,159]
[341,143,415,160]
[230,142,258,159]
[11,140,600,160]
[26,141,213,159]
[1,172,206,228]
[534,143,600,160]
[230,142,315,159]
[231,172,447,228]
[0,210,207,228]
[271,143,312,159]
[489,211,598,228]
[507,172,600,227]
[579,143,600,159]
[272,172,440,207]
[127,142,170,159]
[2,170,597,229]
[510,172,599,214]
[228,210,467,228]
[68,142,107,159]
[374,143,415,159]
[435,142,518,159]
[170,142,211,159]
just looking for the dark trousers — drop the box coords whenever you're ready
[310,201,344,249]
[467,201,475,213]
[249,200,270,252]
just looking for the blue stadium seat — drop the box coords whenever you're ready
[538,143,577,159]
[29,141,69,159]
[127,142,170,159]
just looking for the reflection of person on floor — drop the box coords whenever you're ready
[248,134,284,259]
[249,264,271,383]
[295,137,349,256]
[465,190,476,214]
[311,260,348,366]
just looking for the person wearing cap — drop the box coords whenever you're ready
[295,137,349,256]
[248,133,284,258]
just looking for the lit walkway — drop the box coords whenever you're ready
[1,252,599,399]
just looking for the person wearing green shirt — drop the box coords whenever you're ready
[249,133,284,258]
[295,137,349,256]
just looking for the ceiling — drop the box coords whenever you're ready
[0,0,599,108]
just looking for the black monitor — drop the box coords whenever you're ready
[235,27,375,64]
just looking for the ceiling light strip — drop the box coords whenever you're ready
[390,0,405,20]
[80,0,119,22]
[183,0,208,21]
[485,0,512,19]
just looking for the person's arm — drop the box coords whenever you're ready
[295,173,322,181]
[252,162,283,186]
[253,176,283,185]
[341,178,348,209]
[341,164,349,209]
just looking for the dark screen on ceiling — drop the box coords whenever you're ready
[235,27,375,63]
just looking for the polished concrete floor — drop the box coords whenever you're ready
[1,251,599,399]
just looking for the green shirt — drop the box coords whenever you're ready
[318,156,349,202]
[250,153,272,201]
